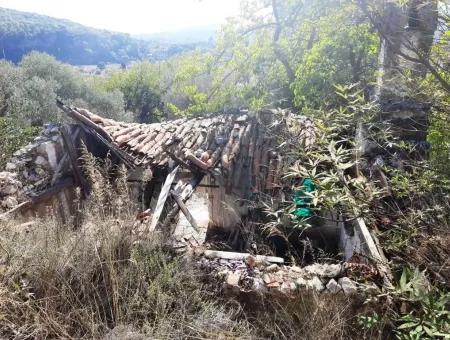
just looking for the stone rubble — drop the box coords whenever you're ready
[326,279,342,294]
[338,277,358,295]
[0,124,67,213]
[0,171,23,211]
[198,256,377,295]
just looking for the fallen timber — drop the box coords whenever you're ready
[0,104,392,295]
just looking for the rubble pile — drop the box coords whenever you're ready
[198,256,380,295]
[5,124,66,196]
[0,171,24,212]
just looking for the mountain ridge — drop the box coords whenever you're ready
[0,7,210,65]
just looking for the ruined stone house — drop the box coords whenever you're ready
[0,102,391,295]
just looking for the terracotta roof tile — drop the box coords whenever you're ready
[67,107,315,193]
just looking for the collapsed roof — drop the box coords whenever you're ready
[60,103,315,196]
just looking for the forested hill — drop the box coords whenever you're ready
[0,7,201,65]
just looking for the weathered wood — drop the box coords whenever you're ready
[50,153,69,186]
[61,125,89,198]
[148,166,179,232]
[51,127,82,186]
[57,101,112,142]
[354,217,393,286]
[159,172,205,231]
[203,250,284,264]
[170,190,199,231]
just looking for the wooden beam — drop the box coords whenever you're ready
[159,171,205,231]
[57,100,112,142]
[58,101,136,168]
[170,190,199,231]
[148,166,179,232]
[203,250,284,264]
[61,125,89,198]
[354,217,393,286]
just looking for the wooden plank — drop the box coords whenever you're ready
[170,190,199,231]
[203,250,284,264]
[159,172,205,231]
[148,166,179,232]
[57,100,112,141]
[354,217,393,286]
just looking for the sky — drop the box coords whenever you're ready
[0,0,241,34]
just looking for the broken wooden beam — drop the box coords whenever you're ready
[57,100,112,142]
[159,171,205,231]
[354,217,393,287]
[148,166,179,232]
[170,190,199,231]
[203,250,284,264]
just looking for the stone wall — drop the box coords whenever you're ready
[198,256,380,295]
[0,124,72,215]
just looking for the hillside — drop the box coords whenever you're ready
[0,7,201,65]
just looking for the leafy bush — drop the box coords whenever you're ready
[0,116,40,169]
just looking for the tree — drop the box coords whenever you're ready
[0,60,22,117]
[102,61,163,123]
[200,0,379,110]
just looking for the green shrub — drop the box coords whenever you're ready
[0,116,40,169]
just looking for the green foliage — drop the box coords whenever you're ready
[357,312,382,331]
[293,3,378,108]
[20,52,82,100]
[100,61,163,122]
[0,116,40,169]
[286,85,384,222]
[0,52,127,124]
[392,268,450,340]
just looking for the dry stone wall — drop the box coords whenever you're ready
[0,124,69,213]
[198,256,380,296]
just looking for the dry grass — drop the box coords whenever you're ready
[0,213,384,339]
[0,212,256,339]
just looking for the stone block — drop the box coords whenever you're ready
[226,271,241,286]
[304,263,343,278]
[338,277,357,295]
[326,279,342,294]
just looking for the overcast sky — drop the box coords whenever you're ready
[0,0,241,33]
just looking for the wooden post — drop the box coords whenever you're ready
[60,125,89,198]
